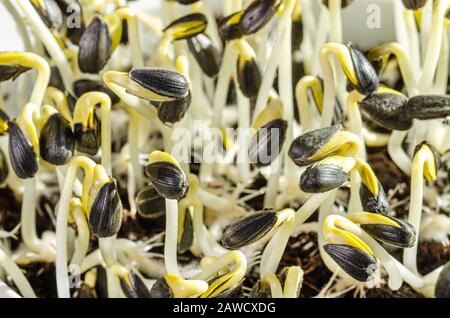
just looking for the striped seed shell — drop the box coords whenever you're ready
[129,67,189,100]
[163,13,208,41]
[213,279,244,298]
[218,11,244,42]
[359,180,389,215]
[136,185,166,219]
[149,277,172,298]
[155,91,191,125]
[300,163,349,193]
[406,95,450,120]
[0,64,31,82]
[360,216,416,248]
[239,0,281,35]
[0,147,8,184]
[8,121,39,179]
[178,208,194,254]
[78,16,112,74]
[288,124,342,166]
[76,284,97,298]
[359,93,413,130]
[39,113,75,165]
[249,119,288,167]
[249,280,271,298]
[88,180,123,238]
[187,33,221,77]
[402,0,427,10]
[73,120,101,156]
[222,209,278,249]
[119,271,151,298]
[324,244,377,282]
[236,56,262,98]
[435,261,450,298]
[348,43,379,96]
[145,161,189,200]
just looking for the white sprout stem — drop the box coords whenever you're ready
[21,178,54,259]
[434,30,449,94]
[193,250,246,281]
[319,51,337,128]
[348,170,362,213]
[69,206,90,268]
[197,188,231,211]
[346,91,366,160]
[203,0,222,51]
[200,44,235,182]
[328,0,343,44]
[128,110,144,187]
[15,0,73,93]
[264,274,284,298]
[0,248,36,298]
[419,0,450,93]
[106,268,122,298]
[420,0,433,65]
[393,0,410,50]
[403,155,426,274]
[404,10,421,77]
[191,200,228,257]
[299,0,316,74]
[235,80,251,181]
[295,77,317,132]
[388,130,411,176]
[164,198,181,276]
[363,129,390,147]
[264,157,283,209]
[252,0,296,122]
[312,6,330,75]
[259,191,334,276]
[2,0,33,51]
[99,236,119,268]
[56,157,96,298]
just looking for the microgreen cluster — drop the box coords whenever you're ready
[0,0,449,299]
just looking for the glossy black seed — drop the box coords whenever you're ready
[167,0,201,4]
[187,33,221,77]
[0,65,31,82]
[136,185,166,219]
[213,279,244,298]
[435,261,450,298]
[324,244,377,282]
[145,162,189,200]
[359,93,413,130]
[39,113,75,165]
[406,95,450,120]
[239,0,280,35]
[129,68,189,99]
[156,91,192,125]
[222,209,278,249]
[218,12,243,42]
[402,0,427,10]
[178,208,194,253]
[359,181,389,215]
[348,43,378,95]
[31,0,63,30]
[119,271,151,298]
[288,124,341,166]
[361,217,416,248]
[249,119,288,167]
[149,278,172,298]
[88,181,123,238]
[413,141,441,173]
[49,67,65,91]
[8,121,39,179]
[55,0,85,45]
[163,13,208,40]
[237,57,262,98]
[322,0,354,8]
[300,164,349,193]
[78,16,112,74]
[0,147,9,184]
[73,79,120,104]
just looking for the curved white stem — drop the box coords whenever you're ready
[69,205,90,268]
[388,130,411,176]
[0,248,36,298]
[164,198,181,276]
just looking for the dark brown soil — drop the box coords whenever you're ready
[20,262,57,298]
[366,283,422,298]
[418,241,450,275]
[279,232,333,298]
